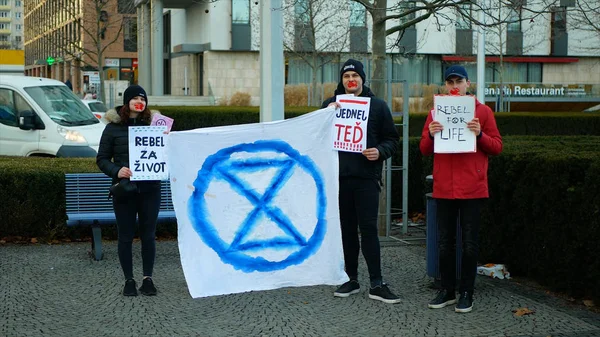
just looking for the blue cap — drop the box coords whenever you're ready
[444,65,468,80]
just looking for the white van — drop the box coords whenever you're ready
[0,76,106,157]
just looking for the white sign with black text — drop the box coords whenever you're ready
[332,95,370,153]
[128,126,169,181]
[433,95,476,153]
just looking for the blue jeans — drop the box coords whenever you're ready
[436,198,483,293]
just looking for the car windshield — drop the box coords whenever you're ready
[24,85,99,126]
[88,101,107,112]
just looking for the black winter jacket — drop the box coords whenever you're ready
[321,84,399,180]
[96,106,161,192]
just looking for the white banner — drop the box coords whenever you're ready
[433,95,476,153]
[167,108,348,298]
[332,95,370,153]
[128,126,169,181]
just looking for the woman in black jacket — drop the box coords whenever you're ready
[96,85,162,296]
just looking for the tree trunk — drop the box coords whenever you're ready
[311,52,319,106]
[370,0,388,235]
[370,0,387,98]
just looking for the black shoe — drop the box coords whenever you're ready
[139,277,157,296]
[368,284,401,304]
[123,279,138,296]
[455,291,474,313]
[428,289,456,309]
[333,280,360,297]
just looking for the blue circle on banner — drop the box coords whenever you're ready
[188,140,327,272]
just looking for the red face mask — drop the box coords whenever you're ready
[449,88,460,95]
[134,102,145,111]
[348,81,358,89]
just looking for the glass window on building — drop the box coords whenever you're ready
[507,5,521,31]
[0,0,8,6]
[232,0,250,24]
[123,17,137,52]
[118,0,136,14]
[294,0,309,25]
[0,11,9,18]
[398,1,416,26]
[349,1,366,27]
[15,0,21,6]
[455,4,472,29]
[527,63,542,82]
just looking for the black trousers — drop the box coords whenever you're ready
[436,198,483,293]
[112,188,161,280]
[339,177,382,286]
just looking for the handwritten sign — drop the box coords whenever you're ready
[128,126,169,181]
[332,95,370,153]
[151,113,174,132]
[433,95,476,153]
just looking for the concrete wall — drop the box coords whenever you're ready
[203,51,260,105]
[543,58,600,84]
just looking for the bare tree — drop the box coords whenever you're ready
[351,0,555,97]
[27,0,136,102]
[567,0,600,52]
[282,0,351,106]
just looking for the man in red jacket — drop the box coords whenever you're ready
[420,65,502,313]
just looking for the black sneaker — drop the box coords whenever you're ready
[123,279,138,296]
[333,280,360,297]
[368,284,401,304]
[139,277,157,296]
[455,291,474,313]
[428,289,456,309]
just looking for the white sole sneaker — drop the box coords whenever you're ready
[428,299,457,309]
[368,294,402,304]
[333,289,360,297]
[455,304,473,313]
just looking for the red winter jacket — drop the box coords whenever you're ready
[419,98,502,199]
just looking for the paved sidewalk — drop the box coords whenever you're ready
[1,239,599,337]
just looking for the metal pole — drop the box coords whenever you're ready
[476,0,486,103]
[402,80,409,234]
[151,0,164,96]
[385,56,393,237]
[184,66,188,96]
[259,0,284,122]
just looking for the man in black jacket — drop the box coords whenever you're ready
[321,59,400,304]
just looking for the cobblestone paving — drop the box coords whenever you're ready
[1,240,599,337]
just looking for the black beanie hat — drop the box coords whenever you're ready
[340,59,366,83]
[123,85,148,106]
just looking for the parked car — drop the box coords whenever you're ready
[82,99,108,122]
[0,76,106,157]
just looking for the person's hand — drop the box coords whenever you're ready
[429,121,443,136]
[117,167,132,178]
[467,118,481,136]
[327,102,341,109]
[362,148,380,161]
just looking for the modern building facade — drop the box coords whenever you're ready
[0,0,23,50]
[23,0,138,95]
[131,0,599,108]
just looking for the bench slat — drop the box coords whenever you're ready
[65,173,176,226]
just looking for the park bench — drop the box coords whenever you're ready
[65,173,176,261]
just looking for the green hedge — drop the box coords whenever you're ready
[1,113,599,303]
[480,138,600,302]
[152,106,600,137]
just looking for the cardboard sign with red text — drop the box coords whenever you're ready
[433,95,476,153]
[332,95,370,153]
